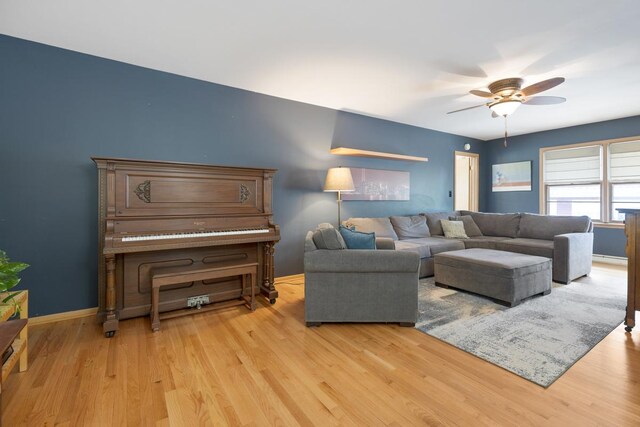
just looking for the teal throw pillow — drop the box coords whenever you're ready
[339,226,376,249]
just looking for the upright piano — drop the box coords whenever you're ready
[92,157,280,337]
[619,208,639,333]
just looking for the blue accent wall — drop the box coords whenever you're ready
[482,115,640,257]
[0,35,481,316]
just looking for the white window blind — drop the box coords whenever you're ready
[609,140,640,182]
[543,145,602,184]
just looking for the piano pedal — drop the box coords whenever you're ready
[187,295,210,310]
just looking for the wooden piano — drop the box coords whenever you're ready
[92,157,280,337]
[619,208,639,333]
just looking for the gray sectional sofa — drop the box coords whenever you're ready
[343,211,594,284]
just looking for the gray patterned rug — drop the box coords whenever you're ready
[416,276,626,387]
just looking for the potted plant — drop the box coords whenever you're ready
[0,250,29,314]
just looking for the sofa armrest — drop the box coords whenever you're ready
[375,237,396,250]
[304,249,419,273]
[553,232,594,283]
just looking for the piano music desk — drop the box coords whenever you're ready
[151,262,258,331]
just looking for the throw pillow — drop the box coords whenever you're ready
[450,215,483,237]
[441,220,469,239]
[312,224,347,250]
[423,211,457,236]
[339,226,376,249]
[390,215,431,239]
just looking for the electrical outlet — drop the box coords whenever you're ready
[187,295,210,309]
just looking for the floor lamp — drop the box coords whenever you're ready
[324,167,355,225]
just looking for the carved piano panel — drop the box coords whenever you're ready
[115,168,264,216]
[93,157,279,337]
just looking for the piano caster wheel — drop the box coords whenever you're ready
[270,298,276,305]
[625,326,633,333]
[105,331,115,338]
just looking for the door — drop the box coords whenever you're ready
[454,151,479,211]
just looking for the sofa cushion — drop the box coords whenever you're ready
[450,215,483,237]
[375,237,396,250]
[428,238,466,255]
[339,226,376,249]
[518,213,592,240]
[312,224,347,250]
[394,239,432,259]
[496,238,554,258]
[394,237,465,259]
[435,248,550,279]
[344,217,399,240]
[460,211,521,238]
[423,211,458,236]
[462,236,511,250]
[441,220,469,239]
[390,215,431,239]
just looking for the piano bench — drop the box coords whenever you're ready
[150,262,258,332]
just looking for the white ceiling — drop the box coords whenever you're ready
[2,1,640,140]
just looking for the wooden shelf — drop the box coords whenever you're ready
[2,337,25,382]
[0,291,28,322]
[0,290,28,384]
[330,147,428,162]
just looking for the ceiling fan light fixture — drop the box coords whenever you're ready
[489,99,521,117]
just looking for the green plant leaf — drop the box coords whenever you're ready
[0,250,28,292]
[0,275,20,292]
[0,262,29,275]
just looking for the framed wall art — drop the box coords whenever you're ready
[492,161,532,192]
[342,168,410,201]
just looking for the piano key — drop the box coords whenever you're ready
[121,228,271,242]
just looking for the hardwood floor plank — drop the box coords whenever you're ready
[2,264,639,426]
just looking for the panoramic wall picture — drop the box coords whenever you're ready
[342,168,410,201]
[492,161,532,192]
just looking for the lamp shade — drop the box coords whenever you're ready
[490,100,521,117]
[324,167,355,192]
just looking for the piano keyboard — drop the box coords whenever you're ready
[121,228,270,242]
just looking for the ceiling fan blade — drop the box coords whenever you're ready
[446,103,487,114]
[492,111,499,118]
[470,89,495,98]
[521,77,565,96]
[523,96,566,105]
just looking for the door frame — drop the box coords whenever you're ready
[454,151,480,211]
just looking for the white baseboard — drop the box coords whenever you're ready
[592,254,628,266]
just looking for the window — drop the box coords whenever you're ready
[546,184,601,220]
[609,140,640,221]
[611,183,640,221]
[541,137,640,225]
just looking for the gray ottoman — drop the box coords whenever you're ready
[434,248,552,307]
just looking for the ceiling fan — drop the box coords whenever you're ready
[447,76,566,146]
[447,77,566,116]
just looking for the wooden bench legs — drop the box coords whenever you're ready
[150,285,162,332]
[150,262,258,332]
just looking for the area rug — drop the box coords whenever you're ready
[416,276,626,387]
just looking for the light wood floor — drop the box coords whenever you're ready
[3,263,639,426]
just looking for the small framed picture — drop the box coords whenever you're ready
[492,161,532,192]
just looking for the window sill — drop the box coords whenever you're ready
[593,222,625,229]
